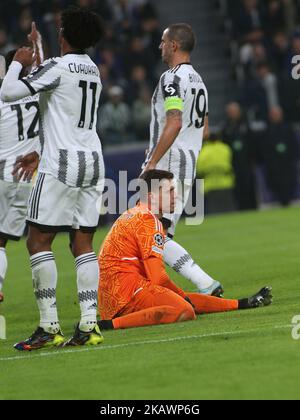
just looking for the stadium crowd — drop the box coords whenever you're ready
[204,0,300,211]
[0,0,160,145]
[224,0,300,124]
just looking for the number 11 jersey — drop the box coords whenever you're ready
[146,63,208,183]
[22,53,103,188]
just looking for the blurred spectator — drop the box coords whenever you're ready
[123,35,155,81]
[233,0,264,44]
[271,31,290,76]
[260,106,299,206]
[263,0,286,37]
[197,135,236,215]
[244,61,280,122]
[99,86,131,145]
[12,7,33,45]
[223,102,258,210]
[132,86,152,141]
[126,65,150,104]
[258,107,299,206]
[225,0,300,125]
[240,42,269,79]
[0,27,14,55]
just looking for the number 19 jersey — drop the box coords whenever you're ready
[0,94,40,183]
[22,53,103,188]
[146,63,208,182]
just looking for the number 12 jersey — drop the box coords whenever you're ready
[0,93,40,183]
[146,63,209,182]
[22,53,103,188]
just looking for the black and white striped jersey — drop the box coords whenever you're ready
[146,63,208,182]
[0,94,40,183]
[22,53,104,187]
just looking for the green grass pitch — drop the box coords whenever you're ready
[0,207,300,400]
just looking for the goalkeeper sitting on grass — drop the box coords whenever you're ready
[98,170,273,330]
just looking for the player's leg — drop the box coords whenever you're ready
[0,237,8,303]
[100,285,196,330]
[71,231,99,332]
[27,225,59,332]
[0,180,9,302]
[64,183,104,347]
[14,174,73,351]
[186,287,273,314]
[0,181,32,302]
[162,181,223,296]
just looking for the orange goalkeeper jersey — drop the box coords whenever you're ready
[98,203,167,319]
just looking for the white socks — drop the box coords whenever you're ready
[75,253,99,332]
[163,238,215,291]
[30,251,99,334]
[30,252,59,334]
[0,248,8,292]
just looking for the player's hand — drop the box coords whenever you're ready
[28,22,41,44]
[13,47,36,67]
[12,152,40,182]
[140,160,156,177]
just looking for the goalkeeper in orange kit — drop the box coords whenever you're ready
[98,170,272,330]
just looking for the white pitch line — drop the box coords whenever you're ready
[0,324,291,363]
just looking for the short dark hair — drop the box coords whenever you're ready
[139,170,174,200]
[61,6,105,50]
[167,23,196,53]
[5,49,17,72]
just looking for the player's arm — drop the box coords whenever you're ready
[145,109,182,171]
[143,256,186,298]
[28,22,44,68]
[203,115,209,140]
[137,215,186,297]
[144,79,184,171]
[0,48,36,102]
[1,49,60,103]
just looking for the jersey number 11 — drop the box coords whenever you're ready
[78,80,98,130]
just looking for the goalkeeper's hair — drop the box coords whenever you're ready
[61,6,105,50]
[139,170,174,200]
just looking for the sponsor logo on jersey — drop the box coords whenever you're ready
[163,83,179,98]
[154,233,164,247]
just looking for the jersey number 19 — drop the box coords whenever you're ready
[189,88,207,129]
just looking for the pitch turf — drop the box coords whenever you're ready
[0,207,300,400]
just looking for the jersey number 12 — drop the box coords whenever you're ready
[11,102,40,142]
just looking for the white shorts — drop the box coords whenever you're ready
[0,180,32,240]
[145,149,197,237]
[163,180,193,238]
[27,173,104,232]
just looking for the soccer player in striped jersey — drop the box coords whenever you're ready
[0,23,43,303]
[143,24,224,297]
[0,7,105,350]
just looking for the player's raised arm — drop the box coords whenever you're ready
[28,22,44,68]
[0,48,36,102]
